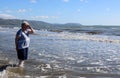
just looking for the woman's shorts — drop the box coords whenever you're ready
[17,48,28,60]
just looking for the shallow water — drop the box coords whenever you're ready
[0,27,120,78]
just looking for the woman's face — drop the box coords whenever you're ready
[22,24,29,30]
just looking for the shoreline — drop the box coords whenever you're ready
[0,53,69,78]
[1,53,120,78]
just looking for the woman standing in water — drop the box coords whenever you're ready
[15,21,34,67]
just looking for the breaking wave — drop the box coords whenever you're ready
[36,30,120,44]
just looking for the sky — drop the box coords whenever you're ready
[0,0,120,25]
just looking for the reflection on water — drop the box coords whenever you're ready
[0,28,120,77]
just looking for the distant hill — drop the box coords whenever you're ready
[0,18,83,32]
[0,19,21,27]
[0,18,53,29]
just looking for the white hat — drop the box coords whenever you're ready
[22,21,30,25]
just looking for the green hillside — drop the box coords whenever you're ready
[0,18,83,32]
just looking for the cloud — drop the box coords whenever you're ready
[80,0,84,2]
[31,16,49,19]
[0,14,16,19]
[31,16,59,20]
[63,0,69,2]
[39,16,49,19]
[85,0,88,3]
[17,9,27,13]
[80,0,88,3]
[106,8,110,12]
[77,9,81,12]
[30,0,37,3]
[51,16,59,19]
[28,8,32,12]
[5,10,12,13]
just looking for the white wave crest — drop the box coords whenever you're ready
[43,31,120,44]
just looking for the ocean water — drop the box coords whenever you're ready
[0,26,120,78]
